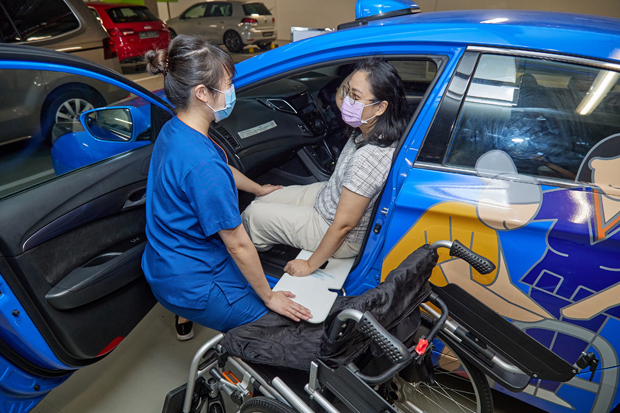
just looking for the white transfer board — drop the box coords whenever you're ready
[272,250,355,323]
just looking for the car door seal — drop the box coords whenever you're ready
[0,334,71,378]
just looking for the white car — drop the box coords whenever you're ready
[166,1,277,53]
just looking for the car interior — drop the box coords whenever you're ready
[207,58,439,278]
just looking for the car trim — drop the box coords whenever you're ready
[414,161,591,190]
[22,181,148,252]
[0,325,71,378]
[467,46,620,72]
[416,51,480,165]
[59,45,105,54]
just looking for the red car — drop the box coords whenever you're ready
[86,3,171,68]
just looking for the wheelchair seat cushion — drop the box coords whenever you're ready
[221,244,438,371]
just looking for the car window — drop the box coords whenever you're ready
[182,4,207,19]
[0,0,79,43]
[221,3,233,17]
[106,6,159,24]
[205,3,232,18]
[242,3,271,16]
[444,54,620,183]
[0,69,156,199]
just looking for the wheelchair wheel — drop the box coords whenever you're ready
[389,315,493,413]
[240,397,297,413]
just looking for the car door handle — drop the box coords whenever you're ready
[123,188,146,210]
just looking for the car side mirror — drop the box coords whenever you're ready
[80,106,149,143]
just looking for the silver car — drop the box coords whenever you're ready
[166,1,277,53]
[0,0,126,147]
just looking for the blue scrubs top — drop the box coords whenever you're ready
[142,116,252,310]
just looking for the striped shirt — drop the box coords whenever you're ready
[315,133,395,244]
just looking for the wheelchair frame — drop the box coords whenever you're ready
[170,240,597,413]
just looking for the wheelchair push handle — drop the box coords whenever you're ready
[360,311,412,364]
[432,239,496,275]
[329,309,411,365]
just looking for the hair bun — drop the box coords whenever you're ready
[145,49,168,75]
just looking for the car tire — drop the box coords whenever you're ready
[224,30,244,53]
[258,42,272,50]
[169,28,177,39]
[41,86,106,144]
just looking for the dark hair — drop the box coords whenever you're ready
[576,133,620,183]
[352,58,409,148]
[145,35,235,111]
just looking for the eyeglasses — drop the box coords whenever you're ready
[340,84,377,104]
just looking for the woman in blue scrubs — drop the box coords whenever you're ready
[142,36,311,333]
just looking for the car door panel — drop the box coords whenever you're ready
[0,44,173,376]
[0,145,156,365]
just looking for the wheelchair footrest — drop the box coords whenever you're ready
[162,382,189,413]
[432,283,576,383]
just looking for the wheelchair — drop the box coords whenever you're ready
[163,241,598,413]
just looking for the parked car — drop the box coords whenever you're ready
[0,62,128,149]
[86,2,171,68]
[166,1,276,53]
[0,0,127,148]
[1,1,620,413]
[0,0,121,72]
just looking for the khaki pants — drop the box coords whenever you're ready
[241,182,360,259]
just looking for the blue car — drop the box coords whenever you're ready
[2,1,620,412]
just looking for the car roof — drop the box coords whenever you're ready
[239,9,620,80]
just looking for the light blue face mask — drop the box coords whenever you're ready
[206,84,236,123]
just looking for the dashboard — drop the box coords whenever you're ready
[208,78,335,177]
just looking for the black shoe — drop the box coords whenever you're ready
[175,315,194,341]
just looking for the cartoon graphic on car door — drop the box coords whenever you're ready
[379,47,620,412]
[382,137,620,412]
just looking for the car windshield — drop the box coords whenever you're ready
[242,3,271,16]
[106,6,159,24]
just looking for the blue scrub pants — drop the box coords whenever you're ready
[154,283,269,333]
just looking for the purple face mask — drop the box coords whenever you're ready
[341,96,380,128]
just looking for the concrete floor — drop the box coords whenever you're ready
[32,304,219,413]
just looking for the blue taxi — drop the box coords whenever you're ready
[1,1,619,412]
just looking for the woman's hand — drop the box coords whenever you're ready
[255,184,283,197]
[284,259,314,277]
[265,290,312,322]
[229,166,282,196]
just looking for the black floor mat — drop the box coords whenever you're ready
[258,244,301,279]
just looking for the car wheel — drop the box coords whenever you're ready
[258,42,272,50]
[41,86,106,144]
[169,28,177,39]
[224,30,244,53]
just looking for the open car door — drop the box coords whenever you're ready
[0,44,173,410]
